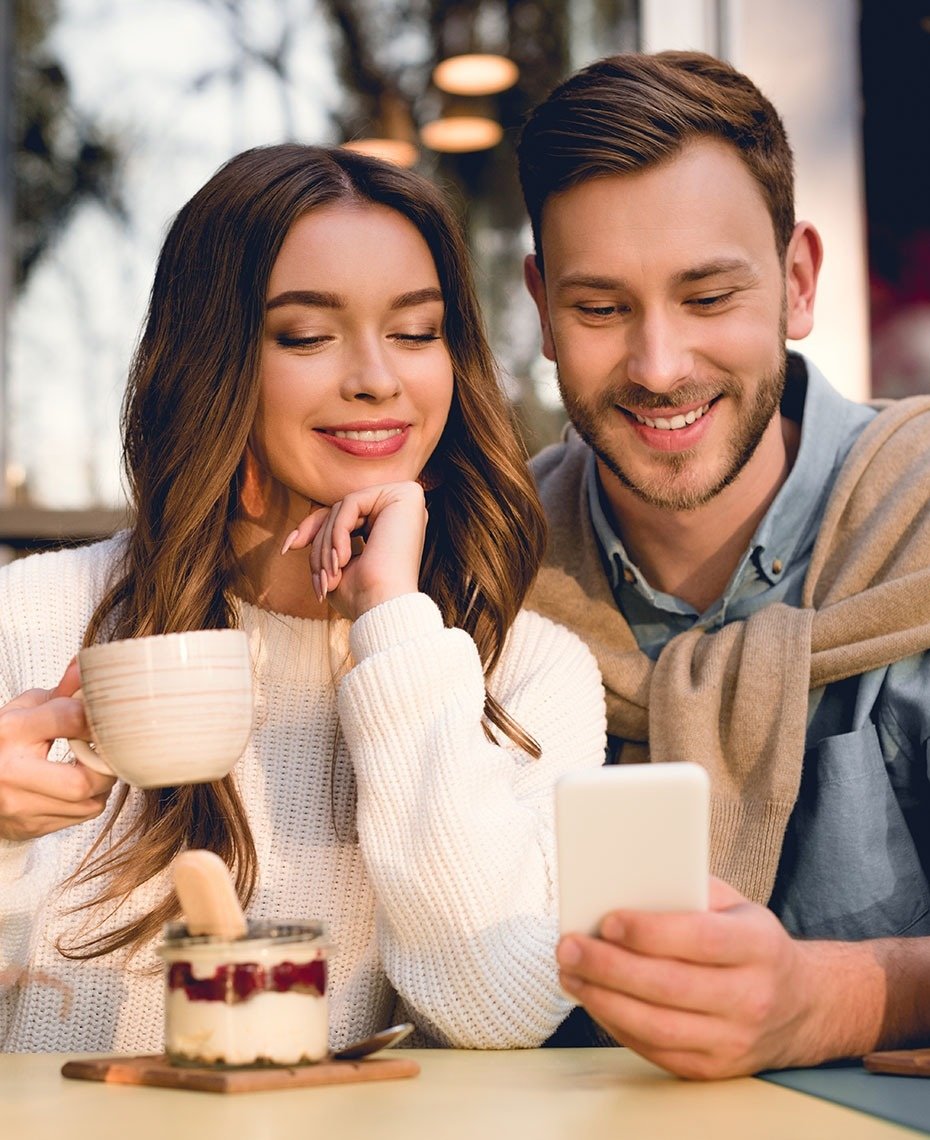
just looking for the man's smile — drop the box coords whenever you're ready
[627,401,713,430]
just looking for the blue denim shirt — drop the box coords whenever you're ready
[589,354,930,942]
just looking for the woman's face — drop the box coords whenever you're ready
[250,202,454,525]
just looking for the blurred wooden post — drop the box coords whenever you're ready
[0,0,12,506]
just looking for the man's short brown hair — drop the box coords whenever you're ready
[517,50,795,269]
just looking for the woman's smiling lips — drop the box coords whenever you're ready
[316,419,411,457]
[619,397,719,453]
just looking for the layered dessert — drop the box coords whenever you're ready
[157,920,329,1066]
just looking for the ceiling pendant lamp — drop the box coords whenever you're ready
[342,137,418,168]
[341,92,419,168]
[432,53,519,97]
[420,110,503,153]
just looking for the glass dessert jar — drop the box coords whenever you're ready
[156,920,330,1067]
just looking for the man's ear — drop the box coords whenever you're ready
[784,221,823,342]
[523,254,557,362]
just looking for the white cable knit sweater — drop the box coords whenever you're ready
[0,537,606,1052]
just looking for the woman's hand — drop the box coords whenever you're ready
[282,481,427,621]
[0,660,117,841]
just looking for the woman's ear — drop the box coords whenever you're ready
[238,444,269,519]
[524,254,557,362]
[784,221,823,342]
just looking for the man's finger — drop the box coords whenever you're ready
[598,907,762,966]
[708,875,746,910]
[560,970,723,1055]
[557,933,741,1015]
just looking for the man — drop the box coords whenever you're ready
[517,50,930,1078]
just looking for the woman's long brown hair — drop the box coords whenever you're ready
[61,145,547,959]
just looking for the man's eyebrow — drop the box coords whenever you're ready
[390,287,444,310]
[554,274,626,293]
[266,289,344,311]
[673,258,757,285]
[554,260,757,293]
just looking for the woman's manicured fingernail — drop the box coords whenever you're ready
[320,568,329,600]
[312,572,322,603]
[281,529,299,555]
[331,548,339,577]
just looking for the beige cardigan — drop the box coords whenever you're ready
[529,397,930,904]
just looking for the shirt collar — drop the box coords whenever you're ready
[751,353,871,584]
[586,352,873,611]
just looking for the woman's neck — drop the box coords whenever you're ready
[230,514,330,620]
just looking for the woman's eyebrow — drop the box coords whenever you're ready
[390,287,444,310]
[266,289,344,310]
[265,287,443,311]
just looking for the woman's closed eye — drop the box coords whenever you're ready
[273,328,442,351]
[276,332,332,349]
[391,331,442,346]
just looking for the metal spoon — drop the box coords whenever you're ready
[331,1022,414,1060]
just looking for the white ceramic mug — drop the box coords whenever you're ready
[68,629,253,788]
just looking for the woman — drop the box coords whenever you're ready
[0,145,606,1053]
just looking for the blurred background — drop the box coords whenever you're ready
[1,0,928,555]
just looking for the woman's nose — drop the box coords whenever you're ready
[341,341,401,402]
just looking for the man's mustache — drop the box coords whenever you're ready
[604,381,737,412]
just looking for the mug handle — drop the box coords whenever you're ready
[67,688,116,778]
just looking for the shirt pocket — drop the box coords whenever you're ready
[770,722,930,940]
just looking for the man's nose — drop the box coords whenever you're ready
[624,310,694,396]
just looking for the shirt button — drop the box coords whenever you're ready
[623,567,636,584]
[772,558,783,575]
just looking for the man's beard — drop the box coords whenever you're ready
[558,346,789,513]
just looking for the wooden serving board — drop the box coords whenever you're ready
[863,1047,930,1077]
[61,1052,420,1093]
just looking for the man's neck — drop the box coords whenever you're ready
[600,413,801,613]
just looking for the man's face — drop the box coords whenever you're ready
[525,140,811,513]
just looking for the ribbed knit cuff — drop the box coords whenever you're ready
[710,795,795,905]
[349,593,444,663]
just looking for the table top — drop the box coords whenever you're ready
[1,1048,918,1140]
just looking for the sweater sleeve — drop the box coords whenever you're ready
[0,541,116,1016]
[0,557,56,1037]
[0,554,39,900]
[337,592,607,1047]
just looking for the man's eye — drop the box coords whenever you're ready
[688,293,733,309]
[576,304,618,318]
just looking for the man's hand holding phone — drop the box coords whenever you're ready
[554,763,874,1079]
[556,875,832,1079]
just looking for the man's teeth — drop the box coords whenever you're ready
[330,428,403,441]
[633,403,711,430]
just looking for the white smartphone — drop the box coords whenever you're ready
[555,762,710,936]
